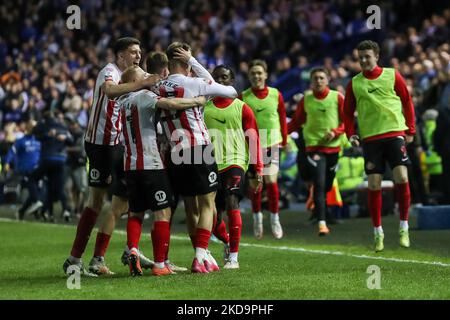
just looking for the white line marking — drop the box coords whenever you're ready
[1,218,449,267]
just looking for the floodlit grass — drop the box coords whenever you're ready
[1,204,449,300]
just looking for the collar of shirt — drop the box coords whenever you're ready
[251,85,269,99]
[313,86,330,100]
[212,96,234,108]
[362,65,383,80]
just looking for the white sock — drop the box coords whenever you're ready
[271,213,279,223]
[374,226,384,235]
[318,220,326,227]
[254,212,263,223]
[69,256,80,264]
[164,259,170,264]
[229,252,238,262]
[400,220,409,230]
[154,262,164,269]
[195,247,207,262]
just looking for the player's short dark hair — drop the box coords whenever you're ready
[213,65,235,79]
[113,37,140,56]
[310,67,330,79]
[145,52,169,74]
[357,40,380,55]
[166,42,191,61]
[248,59,268,72]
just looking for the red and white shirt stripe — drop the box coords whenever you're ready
[157,74,237,149]
[118,90,164,171]
[85,63,123,145]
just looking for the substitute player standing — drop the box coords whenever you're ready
[344,40,415,252]
[241,59,287,240]
[204,65,263,269]
[63,37,160,276]
[288,67,345,236]
[118,65,206,276]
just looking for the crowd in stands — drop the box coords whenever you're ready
[0,0,449,216]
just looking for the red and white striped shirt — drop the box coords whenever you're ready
[118,90,164,171]
[158,74,237,149]
[85,63,123,145]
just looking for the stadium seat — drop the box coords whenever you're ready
[416,205,450,230]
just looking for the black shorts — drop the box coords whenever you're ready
[85,142,128,197]
[125,170,174,213]
[262,146,280,168]
[362,136,411,175]
[168,145,219,197]
[216,167,245,211]
[305,152,339,192]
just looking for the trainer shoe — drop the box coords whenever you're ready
[374,233,385,252]
[152,265,175,276]
[191,258,209,273]
[271,220,283,239]
[25,201,43,216]
[399,228,410,248]
[63,258,97,277]
[165,261,188,272]
[223,260,240,269]
[223,243,230,263]
[88,256,115,275]
[63,210,71,223]
[204,250,220,272]
[318,224,330,236]
[253,212,263,239]
[121,249,155,269]
[128,249,143,276]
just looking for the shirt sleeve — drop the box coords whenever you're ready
[138,91,158,109]
[287,98,306,134]
[189,57,214,81]
[331,92,345,137]
[188,77,238,98]
[394,70,416,135]
[242,104,263,174]
[102,65,120,85]
[278,91,288,146]
[343,80,357,139]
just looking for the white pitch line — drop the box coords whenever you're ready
[1,217,450,267]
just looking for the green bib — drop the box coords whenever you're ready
[204,99,249,171]
[352,68,408,139]
[303,90,340,148]
[242,87,282,148]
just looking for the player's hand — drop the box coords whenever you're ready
[195,96,207,106]
[406,134,414,144]
[56,134,66,141]
[142,74,161,88]
[323,131,336,143]
[349,135,360,147]
[255,173,263,193]
[174,48,192,64]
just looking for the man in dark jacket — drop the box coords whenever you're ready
[433,101,450,204]
[33,109,73,221]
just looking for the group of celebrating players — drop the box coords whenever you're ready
[63,36,415,277]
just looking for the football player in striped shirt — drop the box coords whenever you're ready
[118,65,206,276]
[158,42,238,273]
[63,37,160,276]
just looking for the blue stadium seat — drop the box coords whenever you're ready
[416,206,450,230]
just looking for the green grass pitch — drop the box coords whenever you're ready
[1,205,449,300]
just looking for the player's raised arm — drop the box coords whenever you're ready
[173,47,214,81]
[188,77,238,99]
[102,75,161,99]
[156,96,206,110]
